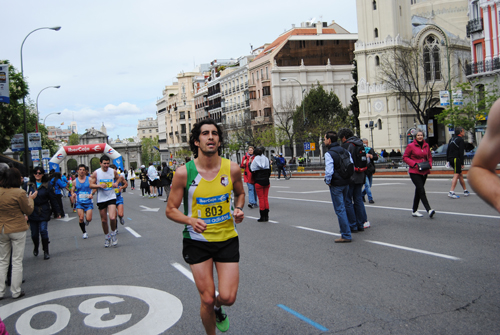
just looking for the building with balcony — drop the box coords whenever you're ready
[137,117,158,140]
[355,0,470,153]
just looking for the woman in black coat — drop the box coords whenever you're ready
[26,167,61,260]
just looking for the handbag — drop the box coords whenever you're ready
[417,161,431,171]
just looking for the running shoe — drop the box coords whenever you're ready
[111,232,118,247]
[214,307,229,332]
[119,216,125,225]
[83,233,88,239]
[363,221,371,228]
[104,237,110,248]
[428,209,436,218]
[464,190,470,197]
[448,192,460,199]
[412,211,423,217]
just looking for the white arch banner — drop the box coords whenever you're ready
[49,143,123,172]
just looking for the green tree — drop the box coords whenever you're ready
[292,83,350,145]
[436,80,500,136]
[69,133,80,145]
[141,137,160,164]
[0,61,29,153]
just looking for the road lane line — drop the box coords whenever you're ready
[172,262,220,295]
[125,227,141,238]
[278,190,329,194]
[246,216,279,223]
[365,240,461,261]
[269,196,500,219]
[371,183,405,186]
[277,304,329,331]
[295,226,460,260]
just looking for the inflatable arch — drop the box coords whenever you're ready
[49,143,124,172]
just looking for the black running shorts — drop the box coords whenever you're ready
[97,199,117,210]
[448,158,462,174]
[182,236,240,264]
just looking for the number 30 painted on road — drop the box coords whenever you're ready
[0,286,183,334]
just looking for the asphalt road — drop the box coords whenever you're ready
[1,177,499,334]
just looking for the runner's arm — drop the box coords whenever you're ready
[230,161,245,223]
[165,165,207,233]
[469,99,500,213]
[89,172,101,189]
[120,175,128,190]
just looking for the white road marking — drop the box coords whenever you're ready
[56,217,76,222]
[271,186,290,188]
[269,196,500,220]
[139,205,159,212]
[371,183,405,186]
[295,226,460,260]
[125,227,141,238]
[172,262,220,296]
[278,190,329,194]
[426,191,476,195]
[246,216,279,223]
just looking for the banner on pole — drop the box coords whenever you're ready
[0,65,9,104]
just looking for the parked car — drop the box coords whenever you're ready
[464,146,477,158]
[431,144,448,159]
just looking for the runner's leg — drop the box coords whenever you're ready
[190,259,217,335]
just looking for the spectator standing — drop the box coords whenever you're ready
[361,138,378,204]
[324,131,353,243]
[160,162,172,202]
[147,162,160,198]
[0,167,36,299]
[139,166,149,197]
[50,172,67,218]
[403,129,435,218]
[446,126,470,198]
[240,146,258,209]
[276,153,287,180]
[250,147,271,222]
[129,167,136,190]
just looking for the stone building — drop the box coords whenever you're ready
[137,117,158,140]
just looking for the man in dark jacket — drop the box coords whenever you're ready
[338,128,369,232]
[446,126,470,198]
[276,153,287,179]
[324,131,352,243]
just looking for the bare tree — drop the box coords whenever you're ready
[378,41,444,125]
[273,98,297,155]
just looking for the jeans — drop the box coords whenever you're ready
[30,220,49,240]
[255,184,270,210]
[362,174,373,201]
[247,183,258,206]
[329,185,351,240]
[345,183,368,230]
[0,230,26,298]
[158,186,163,196]
[409,173,431,212]
[277,166,287,179]
[130,179,135,188]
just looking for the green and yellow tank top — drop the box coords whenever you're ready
[183,158,237,242]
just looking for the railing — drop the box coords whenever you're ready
[465,57,500,76]
[466,18,483,37]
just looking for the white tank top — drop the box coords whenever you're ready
[95,168,116,203]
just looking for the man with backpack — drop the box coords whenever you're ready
[338,128,371,231]
[324,131,353,243]
[446,126,470,199]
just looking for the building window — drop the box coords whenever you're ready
[256,71,259,81]
[471,1,480,20]
[373,0,377,10]
[249,91,256,99]
[375,56,380,66]
[374,28,378,38]
[423,35,442,82]
[266,67,268,79]
[142,130,145,134]
[252,73,255,83]
[264,108,272,117]
[261,69,263,80]
[475,42,483,62]
[149,129,152,133]
[263,86,271,96]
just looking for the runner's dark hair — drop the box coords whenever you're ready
[100,155,110,163]
[325,131,338,142]
[189,118,224,158]
[337,128,354,141]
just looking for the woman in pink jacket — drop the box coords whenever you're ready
[403,129,436,218]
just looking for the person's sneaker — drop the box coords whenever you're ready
[363,221,371,228]
[464,190,470,197]
[369,199,375,204]
[104,237,111,248]
[119,216,125,225]
[448,192,460,199]
[214,307,230,332]
[82,233,88,239]
[412,211,423,217]
[428,209,435,218]
[334,238,352,243]
[111,232,118,247]
[248,203,253,209]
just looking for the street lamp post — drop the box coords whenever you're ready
[281,77,306,122]
[43,112,62,126]
[20,26,61,173]
[36,85,61,132]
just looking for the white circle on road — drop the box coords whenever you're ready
[16,304,70,334]
[0,286,183,334]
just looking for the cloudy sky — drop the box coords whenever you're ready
[3,0,357,141]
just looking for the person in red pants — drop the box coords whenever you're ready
[250,147,271,222]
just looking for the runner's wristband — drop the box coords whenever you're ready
[235,207,243,211]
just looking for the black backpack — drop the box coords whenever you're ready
[330,148,354,180]
[347,141,368,173]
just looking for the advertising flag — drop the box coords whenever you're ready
[0,65,9,104]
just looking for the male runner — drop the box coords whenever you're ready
[110,164,128,227]
[90,155,120,248]
[71,164,96,239]
[166,118,245,335]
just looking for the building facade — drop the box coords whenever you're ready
[137,117,158,140]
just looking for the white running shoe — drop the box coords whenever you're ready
[104,237,110,248]
[83,232,88,239]
[111,232,118,247]
[428,209,436,218]
[448,192,460,199]
[464,190,470,197]
[412,211,423,217]
[363,221,371,228]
